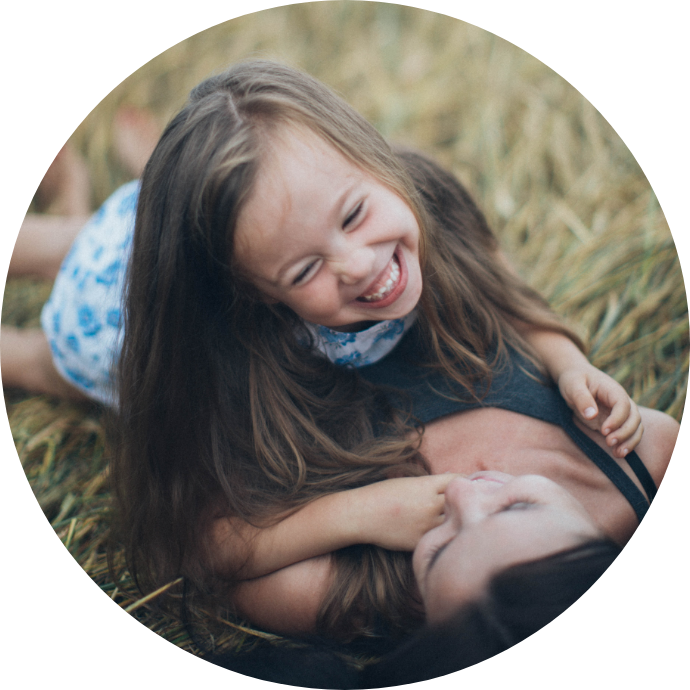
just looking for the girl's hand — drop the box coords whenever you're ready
[558,364,643,457]
[352,474,459,551]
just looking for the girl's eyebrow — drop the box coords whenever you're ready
[272,181,361,284]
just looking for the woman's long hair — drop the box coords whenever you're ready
[362,539,622,687]
[203,539,621,687]
[110,60,581,640]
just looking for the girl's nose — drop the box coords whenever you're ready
[330,242,376,286]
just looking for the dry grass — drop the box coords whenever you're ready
[4,0,687,665]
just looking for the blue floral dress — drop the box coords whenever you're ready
[41,181,416,405]
[41,181,139,405]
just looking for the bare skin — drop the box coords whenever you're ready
[2,143,92,399]
[413,473,604,624]
[1,327,88,400]
[33,143,92,218]
[232,555,334,634]
[3,207,89,396]
[6,235,669,633]
[419,406,677,545]
[226,404,677,634]
[8,215,88,281]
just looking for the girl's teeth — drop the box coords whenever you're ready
[361,258,400,301]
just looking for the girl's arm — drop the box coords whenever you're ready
[495,250,642,457]
[521,326,643,457]
[210,474,457,580]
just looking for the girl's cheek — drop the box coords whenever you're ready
[299,284,342,318]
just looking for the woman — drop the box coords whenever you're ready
[206,473,624,687]
[227,368,676,636]
[363,473,624,686]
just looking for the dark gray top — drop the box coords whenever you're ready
[359,325,656,522]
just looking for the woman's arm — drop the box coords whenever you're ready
[210,474,458,580]
[231,555,334,635]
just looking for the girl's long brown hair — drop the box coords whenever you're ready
[110,60,580,641]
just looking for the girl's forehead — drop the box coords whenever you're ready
[245,128,364,223]
[260,124,357,180]
[234,127,360,268]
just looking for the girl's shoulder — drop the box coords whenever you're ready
[62,180,140,269]
[56,180,140,289]
[90,180,140,234]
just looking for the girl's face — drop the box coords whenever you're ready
[413,472,601,625]
[234,127,423,331]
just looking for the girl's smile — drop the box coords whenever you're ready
[357,250,403,304]
[234,127,423,331]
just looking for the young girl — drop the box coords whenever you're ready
[5,61,666,642]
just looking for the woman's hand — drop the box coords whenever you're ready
[351,474,459,551]
[557,363,643,457]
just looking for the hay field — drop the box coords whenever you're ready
[3,1,687,661]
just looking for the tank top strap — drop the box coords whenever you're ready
[622,451,657,502]
[359,325,654,523]
[555,401,651,522]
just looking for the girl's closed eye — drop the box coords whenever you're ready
[292,201,364,286]
[292,259,321,286]
[342,201,363,229]
[425,536,453,574]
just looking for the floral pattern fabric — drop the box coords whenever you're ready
[304,311,417,367]
[41,180,416,405]
[40,181,139,405]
